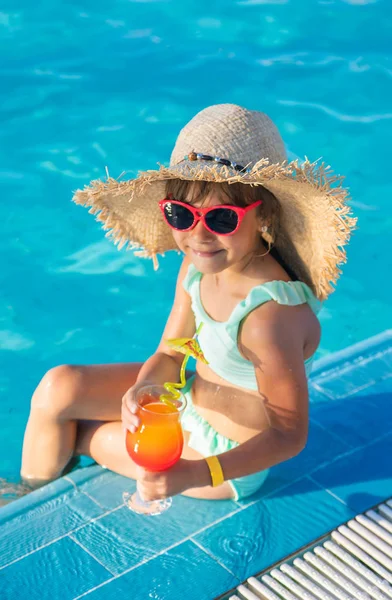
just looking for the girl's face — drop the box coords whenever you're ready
[170,187,264,275]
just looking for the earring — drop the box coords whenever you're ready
[261,225,268,233]
[256,240,272,258]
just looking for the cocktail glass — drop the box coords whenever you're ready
[123,384,187,516]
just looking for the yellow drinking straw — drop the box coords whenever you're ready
[160,323,208,409]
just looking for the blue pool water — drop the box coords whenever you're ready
[1,0,391,483]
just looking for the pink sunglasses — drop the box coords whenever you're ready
[158,198,262,236]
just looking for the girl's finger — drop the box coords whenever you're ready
[122,392,138,414]
[121,406,140,432]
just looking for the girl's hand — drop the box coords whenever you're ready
[121,380,154,433]
[136,459,198,501]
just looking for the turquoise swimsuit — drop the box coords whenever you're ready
[181,264,322,501]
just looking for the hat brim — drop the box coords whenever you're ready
[73,159,357,300]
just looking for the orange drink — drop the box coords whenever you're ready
[126,394,184,471]
[123,384,187,515]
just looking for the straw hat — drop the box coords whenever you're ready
[73,103,357,301]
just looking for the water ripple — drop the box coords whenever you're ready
[257,52,344,67]
[279,99,392,123]
[341,0,378,4]
[55,241,147,276]
[222,532,264,562]
[54,329,83,346]
[237,0,288,4]
[0,330,35,352]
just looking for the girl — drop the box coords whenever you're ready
[20,104,356,502]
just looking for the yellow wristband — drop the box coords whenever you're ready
[205,456,225,487]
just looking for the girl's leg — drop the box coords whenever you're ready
[20,363,142,484]
[21,363,233,499]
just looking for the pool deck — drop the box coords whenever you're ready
[1,330,391,600]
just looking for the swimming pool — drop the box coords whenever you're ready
[1,0,391,484]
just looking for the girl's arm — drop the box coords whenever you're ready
[191,301,317,486]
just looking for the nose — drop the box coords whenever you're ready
[190,217,215,242]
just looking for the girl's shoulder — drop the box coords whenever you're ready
[239,281,321,363]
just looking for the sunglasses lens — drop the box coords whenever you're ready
[163,202,194,230]
[205,208,238,234]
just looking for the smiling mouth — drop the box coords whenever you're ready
[191,248,223,257]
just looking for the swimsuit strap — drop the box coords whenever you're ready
[182,263,201,294]
[226,280,322,340]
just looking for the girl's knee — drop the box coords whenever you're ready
[31,365,83,417]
